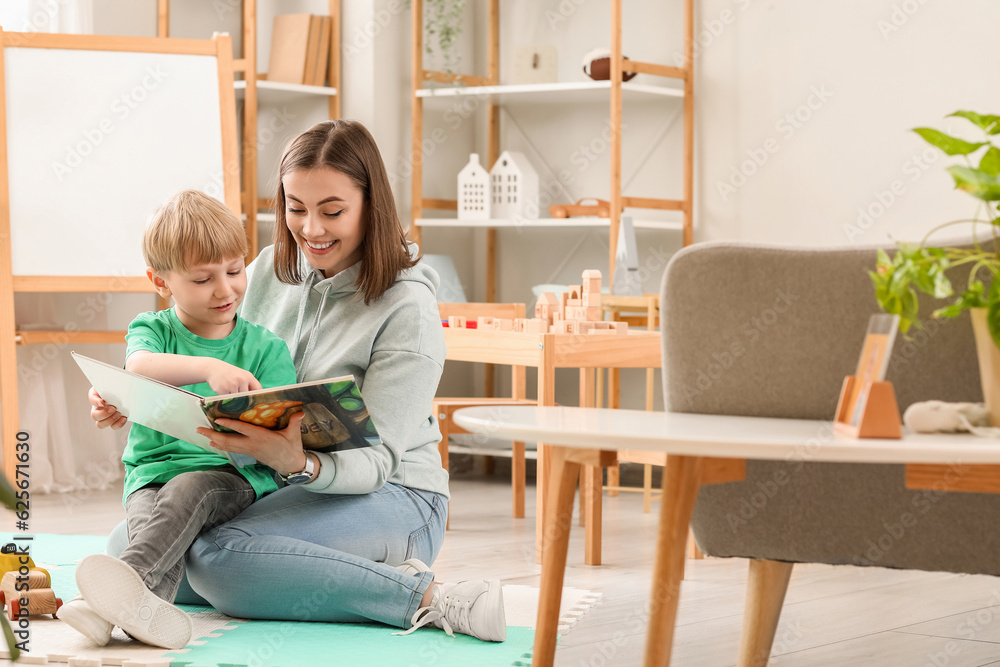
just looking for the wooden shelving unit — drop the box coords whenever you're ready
[157,0,341,258]
[410,0,695,300]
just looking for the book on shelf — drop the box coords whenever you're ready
[71,352,380,467]
[267,13,331,86]
[313,15,332,86]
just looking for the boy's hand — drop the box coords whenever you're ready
[89,387,128,430]
[205,359,263,395]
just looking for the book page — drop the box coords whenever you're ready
[71,352,231,459]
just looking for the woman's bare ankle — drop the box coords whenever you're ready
[420,581,440,607]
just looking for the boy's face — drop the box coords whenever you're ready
[147,256,247,339]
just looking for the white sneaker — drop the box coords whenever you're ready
[397,580,506,642]
[395,558,431,576]
[55,597,113,646]
[75,554,192,650]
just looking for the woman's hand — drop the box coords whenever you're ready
[89,387,127,430]
[197,412,308,476]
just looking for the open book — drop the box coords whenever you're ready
[72,352,381,467]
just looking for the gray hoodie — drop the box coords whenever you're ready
[240,244,449,498]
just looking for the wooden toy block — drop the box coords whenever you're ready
[567,285,582,300]
[566,299,582,308]
[578,321,595,335]
[513,318,526,333]
[553,320,581,334]
[524,318,549,334]
[582,270,602,295]
[586,306,601,321]
[477,316,495,329]
[565,306,589,321]
[610,321,629,334]
[581,291,602,308]
[495,318,514,331]
[448,316,467,329]
[559,292,568,314]
[535,292,560,323]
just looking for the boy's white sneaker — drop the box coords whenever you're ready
[76,554,192,650]
[397,579,507,642]
[55,597,113,646]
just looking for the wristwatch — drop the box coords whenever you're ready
[282,452,317,485]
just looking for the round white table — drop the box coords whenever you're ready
[453,405,1000,667]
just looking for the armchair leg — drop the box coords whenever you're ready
[737,559,794,667]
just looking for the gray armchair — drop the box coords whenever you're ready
[661,241,1000,663]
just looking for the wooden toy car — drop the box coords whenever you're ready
[548,198,611,219]
[0,569,62,619]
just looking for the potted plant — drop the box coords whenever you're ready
[409,0,466,76]
[871,110,1000,423]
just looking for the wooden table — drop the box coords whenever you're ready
[453,405,1000,667]
[443,328,661,564]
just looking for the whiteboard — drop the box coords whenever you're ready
[5,47,227,277]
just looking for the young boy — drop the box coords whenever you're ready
[57,190,297,649]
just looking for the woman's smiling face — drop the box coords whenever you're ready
[282,168,367,278]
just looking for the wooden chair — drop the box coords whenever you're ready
[434,303,535,526]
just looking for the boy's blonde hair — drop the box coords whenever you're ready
[143,190,246,273]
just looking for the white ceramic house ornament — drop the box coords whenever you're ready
[457,153,491,220]
[490,150,539,220]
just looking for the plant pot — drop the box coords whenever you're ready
[970,308,1000,426]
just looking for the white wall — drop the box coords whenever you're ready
[696,0,1000,246]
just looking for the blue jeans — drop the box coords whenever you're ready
[108,482,447,628]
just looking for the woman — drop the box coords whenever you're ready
[90,120,506,642]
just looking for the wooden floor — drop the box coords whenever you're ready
[25,461,1000,666]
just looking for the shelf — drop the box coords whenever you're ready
[234,80,338,100]
[416,80,683,104]
[416,217,683,231]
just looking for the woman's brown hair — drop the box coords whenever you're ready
[273,120,417,304]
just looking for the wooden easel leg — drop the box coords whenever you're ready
[532,446,580,667]
[643,455,702,667]
[737,560,794,667]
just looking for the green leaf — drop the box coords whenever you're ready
[0,475,16,510]
[0,615,18,660]
[988,278,1000,349]
[981,147,1000,176]
[950,110,1000,135]
[948,166,1000,201]
[913,128,986,155]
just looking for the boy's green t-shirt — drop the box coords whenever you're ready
[122,308,297,502]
